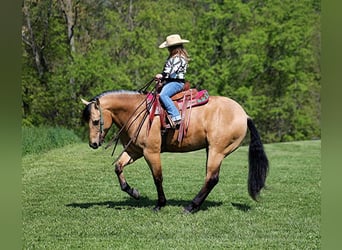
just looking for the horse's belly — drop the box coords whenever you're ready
[161,129,207,152]
[162,142,207,153]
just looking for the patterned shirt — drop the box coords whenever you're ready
[161,55,188,81]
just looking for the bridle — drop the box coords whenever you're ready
[98,102,104,136]
[90,99,105,142]
[87,78,157,163]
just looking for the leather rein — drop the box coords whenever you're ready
[104,79,156,164]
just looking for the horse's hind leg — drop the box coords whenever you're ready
[114,151,140,199]
[184,149,224,213]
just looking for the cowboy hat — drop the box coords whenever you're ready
[158,34,190,48]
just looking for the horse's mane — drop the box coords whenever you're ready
[90,90,140,101]
[82,90,141,122]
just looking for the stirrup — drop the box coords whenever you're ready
[165,114,181,129]
[164,118,180,129]
[169,119,181,129]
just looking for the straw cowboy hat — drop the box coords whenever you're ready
[158,34,190,48]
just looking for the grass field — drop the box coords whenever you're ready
[22,140,321,249]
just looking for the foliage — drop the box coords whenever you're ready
[22,126,81,156]
[22,0,321,143]
[22,140,321,248]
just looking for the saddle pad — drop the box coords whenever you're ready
[176,89,209,108]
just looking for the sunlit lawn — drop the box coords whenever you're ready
[22,140,320,249]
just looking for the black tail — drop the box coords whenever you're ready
[247,118,269,201]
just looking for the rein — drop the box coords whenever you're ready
[137,78,155,93]
[105,80,158,164]
[104,98,146,151]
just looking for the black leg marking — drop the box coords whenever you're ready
[184,175,219,213]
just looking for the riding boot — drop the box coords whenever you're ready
[166,115,181,129]
[170,119,181,129]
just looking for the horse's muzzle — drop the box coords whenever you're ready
[89,142,100,149]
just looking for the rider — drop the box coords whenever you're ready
[155,34,190,128]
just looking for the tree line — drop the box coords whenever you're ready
[22,0,321,142]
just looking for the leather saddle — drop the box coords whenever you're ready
[146,82,209,142]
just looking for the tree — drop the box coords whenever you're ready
[21,0,320,142]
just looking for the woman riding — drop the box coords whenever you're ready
[155,34,190,128]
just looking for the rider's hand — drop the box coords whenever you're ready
[155,73,163,80]
[155,74,163,92]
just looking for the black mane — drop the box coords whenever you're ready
[82,103,92,123]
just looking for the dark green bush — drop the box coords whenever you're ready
[22,126,82,156]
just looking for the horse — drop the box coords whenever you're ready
[81,89,269,213]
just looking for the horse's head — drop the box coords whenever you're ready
[81,98,112,149]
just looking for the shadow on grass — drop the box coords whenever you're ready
[66,196,223,212]
[231,202,251,212]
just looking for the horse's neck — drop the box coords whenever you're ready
[100,92,145,126]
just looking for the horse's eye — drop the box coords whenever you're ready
[93,120,100,126]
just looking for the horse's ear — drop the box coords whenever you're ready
[81,98,91,106]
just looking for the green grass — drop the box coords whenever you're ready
[22,140,321,249]
[22,126,81,156]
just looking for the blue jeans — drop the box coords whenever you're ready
[159,81,184,121]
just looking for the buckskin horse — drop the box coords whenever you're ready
[81,87,269,213]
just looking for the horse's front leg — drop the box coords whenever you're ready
[114,151,140,199]
[144,151,166,211]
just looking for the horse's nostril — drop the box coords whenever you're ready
[89,142,98,149]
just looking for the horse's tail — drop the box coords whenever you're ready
[247,118,269,201]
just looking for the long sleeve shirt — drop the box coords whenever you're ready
[161,55,188,82]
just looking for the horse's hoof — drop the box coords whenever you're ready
[183,205,192,213]
[152,206,161,212]
[183,204,198,214]
[152,200,166,212]
[183,208,191,214]
[131,189,140,200]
